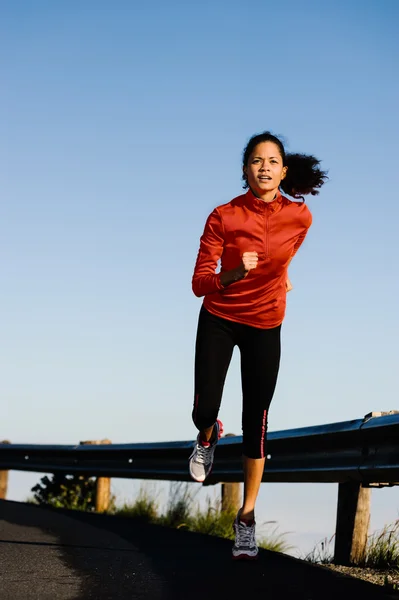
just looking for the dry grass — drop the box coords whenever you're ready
[111,483,292,552]
[305,521,399,590]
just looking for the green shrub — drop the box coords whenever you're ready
[31,473,96,511]
[159,483,193,529]
[189,501,236,539]
[114,488,159,523]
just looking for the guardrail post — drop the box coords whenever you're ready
[0,440,10,500]
[334,482,370,565]
[80,439,112,513]
[221,434,241,513]
[221,480,241,513]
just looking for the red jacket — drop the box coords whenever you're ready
[192,189,312,329]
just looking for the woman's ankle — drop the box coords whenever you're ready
[239,507,255,522]
[199,424,214,443]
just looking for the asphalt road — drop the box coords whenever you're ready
[0,499,396,600]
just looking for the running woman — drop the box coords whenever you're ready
[189,131,327,560]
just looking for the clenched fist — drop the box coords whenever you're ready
[241,251,258,276]
[220,251,259,287]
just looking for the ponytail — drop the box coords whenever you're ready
[281,153,328,200]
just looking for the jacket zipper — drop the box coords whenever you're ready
[265,210,270,260]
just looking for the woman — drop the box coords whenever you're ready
[188,131,327,560]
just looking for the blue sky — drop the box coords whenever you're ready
[2,0,399,554]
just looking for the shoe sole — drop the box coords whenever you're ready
[188,470,205,483]
[232,552,258,561]
[188,460,214,483]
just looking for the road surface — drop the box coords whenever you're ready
[0,499,396,599]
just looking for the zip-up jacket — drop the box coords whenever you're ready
[192,189,312,329]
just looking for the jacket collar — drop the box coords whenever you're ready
[245,188,283,213]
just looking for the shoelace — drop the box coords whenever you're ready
[236,521,256,547]
[195,442,213,465]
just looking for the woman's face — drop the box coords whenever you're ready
[244,142,287,197]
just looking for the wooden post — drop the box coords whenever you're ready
[221,434,241,513]
[334,482,371,566]
[221,480,241,513]
[0,440,10,500]
[80,439,112,513]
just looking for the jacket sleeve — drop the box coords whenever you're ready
[291,205,312,259]
[192,209,225,297]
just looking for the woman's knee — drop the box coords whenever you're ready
[192,404,218,432]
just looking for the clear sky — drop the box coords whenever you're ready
[2,0,399,555]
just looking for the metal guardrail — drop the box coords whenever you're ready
[0,412,398,486]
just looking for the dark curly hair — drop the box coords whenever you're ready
[242,131,328,200]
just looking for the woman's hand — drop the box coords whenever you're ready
[286,277,293,292]
[220,252,258,287]
[240,251,258,277]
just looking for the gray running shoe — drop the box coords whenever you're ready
[188,419,223,483]
[232,513,258,560]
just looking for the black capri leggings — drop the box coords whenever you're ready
[192,306,281,459]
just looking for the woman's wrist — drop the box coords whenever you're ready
[220,265,246,287]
